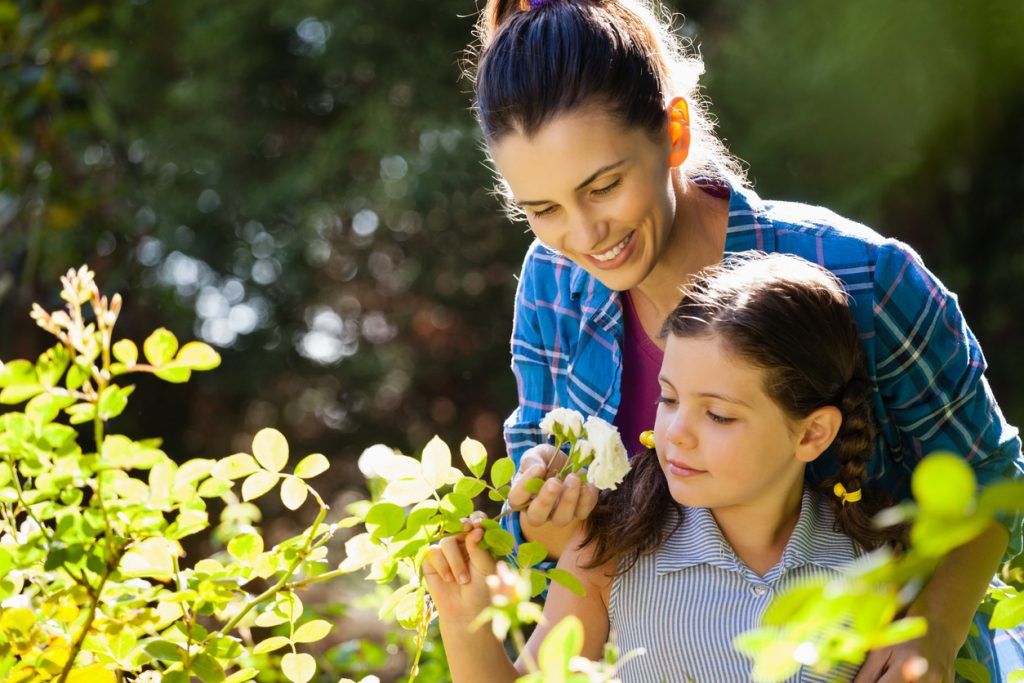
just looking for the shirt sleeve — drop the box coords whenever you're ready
[872,242,1024,556]
[501,243,558,571]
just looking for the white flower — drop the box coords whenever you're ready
[540,407,585,439]
[584,416,630,490]
[575,439,596,467]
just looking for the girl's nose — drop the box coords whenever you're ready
[665,410,698,450]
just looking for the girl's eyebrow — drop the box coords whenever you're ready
[516,160,627,207]
[695,391,749,407]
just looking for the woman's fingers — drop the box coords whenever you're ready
[507,463,547,509]
[438,536,471,585]
[575,481,599,520]
[524,477,563,527]
[549,473,582,527]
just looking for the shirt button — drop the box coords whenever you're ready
[751,585,769,597]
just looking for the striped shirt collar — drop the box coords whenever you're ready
[655,488,861,580]
[566,179,778,305]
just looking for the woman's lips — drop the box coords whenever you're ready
[584,231,636,270]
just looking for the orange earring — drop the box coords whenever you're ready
[667,97,690,167]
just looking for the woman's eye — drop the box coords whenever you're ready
[593,179,622,194]
[707,411,736,425]
[531,206,557,218]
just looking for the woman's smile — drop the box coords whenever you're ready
[586,231,637,269]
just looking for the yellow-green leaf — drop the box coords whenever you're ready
[120,537,180,579]
[176,341,221,371]
[224,669,258,683]
[67,665,116,683]
[252,636,290,655]
[911,452,976,517]
[294,453,329,479]
[460,437,488,478]
[227,533,264,562]
[242,471,279,501]
[421,435,451,490]
[112,339,138,366]
[282,652,316,683]
[143,328,179,366]
[281,476,308,510]
[211,453,260,480]
[253,427,288,472]
[292,619,332,643]
[382,478,433,507]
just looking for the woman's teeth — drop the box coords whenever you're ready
[592,232,632,262]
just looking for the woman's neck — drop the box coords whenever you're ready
[633,177,729,328]
[710,479,805,577]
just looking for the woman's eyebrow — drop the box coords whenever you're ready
[516,160,627,207]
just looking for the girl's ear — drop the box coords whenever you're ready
[666,97,691,168]
[794,406,842,463]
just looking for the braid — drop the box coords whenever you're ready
[819,373,908,551]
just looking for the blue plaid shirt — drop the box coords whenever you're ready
[502,181,1024,560]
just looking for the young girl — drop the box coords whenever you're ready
[466,0,1023,677]
[425,253,909,682]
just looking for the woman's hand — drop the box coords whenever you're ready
[506,443,599,528]
[423,525,497,625]
[853,636,955,682]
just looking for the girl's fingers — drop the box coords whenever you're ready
[438,536,471,585]
[575,482,599,520]
[464,527,496,574]
[424,545,455,584]
[524,477,563,527]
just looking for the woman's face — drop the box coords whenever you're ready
[489,108,677,292]
[653,334,808,513]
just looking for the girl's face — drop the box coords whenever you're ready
[489,108,677,292]
[654,334,809,513]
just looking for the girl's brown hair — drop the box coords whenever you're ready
[466,0,746,213]
[583,253,906,572]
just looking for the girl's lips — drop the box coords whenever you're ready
[584,231,636,270]
[667,461,706,477]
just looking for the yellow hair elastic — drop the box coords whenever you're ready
[833,482,862,505]
[639,430,655,449]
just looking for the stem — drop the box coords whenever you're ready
[5,454,53,545]
[56,545,123,683]
[512,625,536,673]
[215,505,328,637]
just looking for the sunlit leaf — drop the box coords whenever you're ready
[911,452,975,517]
[382,478,434,507]
[537,615,583,674]
[483,528,515,557]
[211,453,260,480]
[515,542,548,569]
[227,533,264,562]
[294,453,329,479]
[991,592,1024,629]
[366,502,406,539]
[293,619,332,643]
[98,385,135,421]
[253,428,288,472]
[224,668,258,683]
[175,341,221,370]
[120,537,179,579]
[67,665,116,683]
[491,457,515,488]
[460,437,488,478]
[421,435,452,490]
[282,652,316,683]
[869,616,928,649]
[112,339,138,366]
[154,365,191,383]
[192,652,226,683]
[242,471,279,501]
[253,636,290,654]
[340,533,387,573]
[954,657,991,683]
[546,568,585,597]
[281,476,308,510]
[454,477,487,498]
[143,328,179,366]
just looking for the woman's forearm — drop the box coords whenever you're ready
[438,616,523,683]
[909,520,1008,647]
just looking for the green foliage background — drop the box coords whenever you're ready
[2,0,1022,518]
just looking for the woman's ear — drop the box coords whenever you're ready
[794,406,842,463]
[666,96,691,168]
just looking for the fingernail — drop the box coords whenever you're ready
[459,574,469,584]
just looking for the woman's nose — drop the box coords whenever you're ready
[570,210,607,252]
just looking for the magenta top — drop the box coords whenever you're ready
[614,292,665,457]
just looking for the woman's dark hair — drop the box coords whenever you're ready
[582,252,907,572]
[467,0,745,213]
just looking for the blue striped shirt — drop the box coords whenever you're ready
[501,181,1024,559]
[610,489,860,682]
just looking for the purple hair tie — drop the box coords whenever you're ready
[529,0,557,8]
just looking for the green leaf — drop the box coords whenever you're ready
[546,568,586,596]
[529,569,549,597]
[175,341,221,370]
[440,492,473,520]
[211,453,260,480]
[0,360,36,387]
[454,477,487,498]
[281,476,308,510]
[36,345,70,386]
[224,669,258,683]
[143,639,184,662]
[524,477,545,495]
[911,452,976,517]
[0,383,44,404]
[98,385,135,421]
[253,427,288,472]
[990,592,1024,629]
[383,478,434,506]
[293,619,332,643]
[979,481,1024,515]
[954,658,991,683]
[25,392,62,426]
[460,437,488,478]
[66,364,88,391]
[870,616,928,649]
[483,528,515,557]
[192,652,226,683]
[227,533,264,562]
[242,471,279,501]
[112,339,138,366]
[491,457,515,488]
[294,452,329,479]
[516,542,548,569]
[66,402,97,424]
[366,502,406,539]
[1008,670,1024,683]
[154,365,191,383]
[282,652,316,683]
[253,636,290,654]
[143,327,179,366]
[537,615,584,674]
[378,581,418,621]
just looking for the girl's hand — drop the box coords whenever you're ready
[853,639,954,682]
[507,444,599,528]
[423,526,497,625]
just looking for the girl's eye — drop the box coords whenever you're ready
[657,396,677,406]
[707,411,736,425]
[592,179,622,196]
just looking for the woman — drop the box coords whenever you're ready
[468,0,1023,680]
